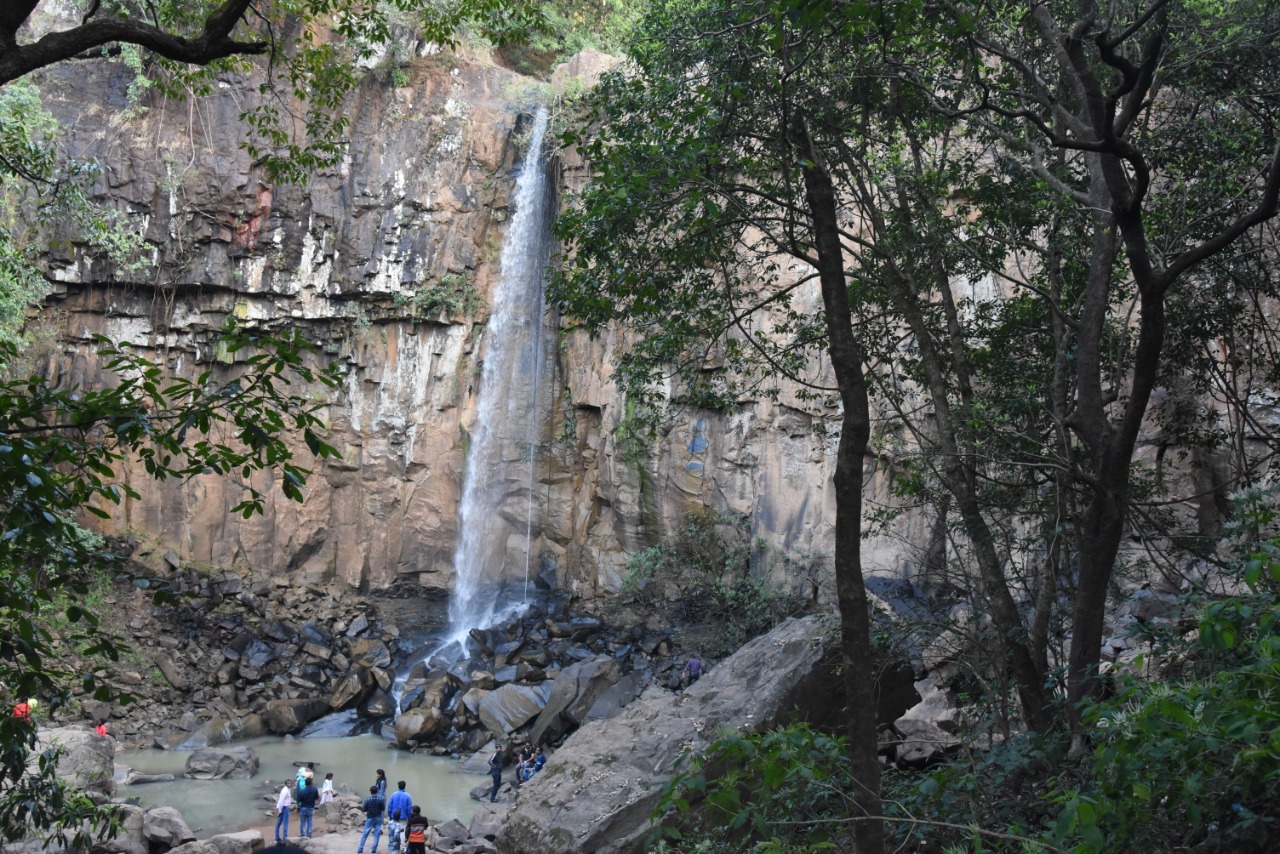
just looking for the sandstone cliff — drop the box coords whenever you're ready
[26,35,928,607]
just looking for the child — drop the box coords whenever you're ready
[320,771,335,804]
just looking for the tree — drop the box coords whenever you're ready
[935,0,1280,735]
[553,2,964,849]
[0,324,341,846]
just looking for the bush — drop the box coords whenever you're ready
[621,511,807,657]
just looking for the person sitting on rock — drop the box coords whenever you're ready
[530,745,547,779]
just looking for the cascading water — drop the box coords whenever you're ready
[445,107,555,643]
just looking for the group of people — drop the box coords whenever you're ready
[487,743,547,803]
[273,763,336,843]
[357,770,435,854]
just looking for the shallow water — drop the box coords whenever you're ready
[117,734,490,837]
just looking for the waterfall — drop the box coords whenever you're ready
[446,107,554,642]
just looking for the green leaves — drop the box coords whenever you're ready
[0,319,340,845]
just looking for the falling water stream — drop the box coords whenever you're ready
[445,107,554,643]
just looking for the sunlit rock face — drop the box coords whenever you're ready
[29,29,930,604]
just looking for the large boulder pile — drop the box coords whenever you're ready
[391,601,689,754]
[497,614,841,854]
[67,556,407,747]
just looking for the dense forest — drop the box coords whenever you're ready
[2,0,1279,852]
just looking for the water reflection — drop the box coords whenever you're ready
[117,734,490,837]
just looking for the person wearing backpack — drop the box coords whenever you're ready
[404,805,433,854]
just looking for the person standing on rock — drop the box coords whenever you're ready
[684,656,703,687]
[357,785,386,854]
[386,780,413,853]
[487,744,504,803]
[274,781,292,843]
[296,775,319,839]
[320,771,335,804]
[374,768,388,800]
[404,806,432,854]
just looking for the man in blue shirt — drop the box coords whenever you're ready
[386,780,413,853]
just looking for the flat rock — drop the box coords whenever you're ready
[264,698,332,734]
[476,683,552,735]
[184,746,259,780]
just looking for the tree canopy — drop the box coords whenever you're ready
[555,0,1280,847]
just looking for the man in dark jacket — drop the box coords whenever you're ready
[296,778,320,838]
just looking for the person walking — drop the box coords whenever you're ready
[320,771,335,804]
[274,782,292,843]
[296,775,319,839]
[404,806,432,854]
[487,744,504,803]
[386,780,413,853]
[683,656,703,687]
[357,785,386,854]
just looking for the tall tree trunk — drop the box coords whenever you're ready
[792,111,883,854]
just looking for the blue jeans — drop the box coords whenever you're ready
[298,806,314,838]
[359,816,384,852]
[489,771,502,801]
[274,806,290,841]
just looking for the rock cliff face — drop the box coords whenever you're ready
[29,41,911,604]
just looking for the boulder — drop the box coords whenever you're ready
[498,615,841,854]
[153,653,190,690]
[264,698,332,733]
[528,656,621,746]
[143,806,195,848]
[468,806,505,841]
[477,683,552,735]
[360,688,397,718]
[184,746,259,780]
[205,829,264,854]
[233,714,270,740]
[329,666,375,710]
[349,638,392,669]
[393,707,446,746]
[92,803,146,854]
[890,677,962,766]
[166,844,219,854]
[175,714,235,749]
[36,726,115,801]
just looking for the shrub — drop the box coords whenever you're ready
[621,511,807,657]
